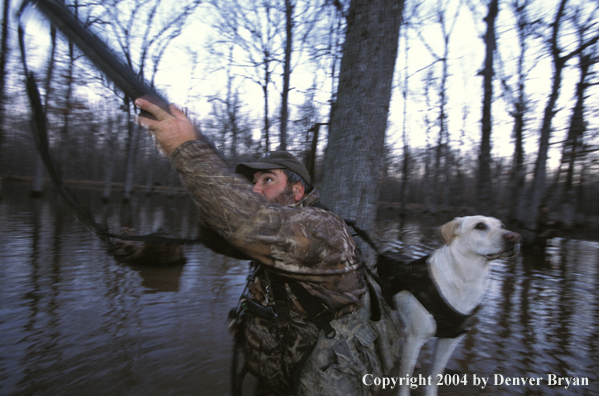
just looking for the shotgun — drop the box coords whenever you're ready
[19,0,170,114]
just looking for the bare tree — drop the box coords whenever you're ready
[102,116,118,201]
[323,1,346,109]
[210,0,285,152]
[523,0,599,243]
[422,68,436,212]
[58,0,79,178]
[102,0,201,201]
[501,0,537,226]
[279,0,293,151]
[0,0,7,199]
[415,0,461,213]
[321,0,404,252]
[223,46,244,164]
[0,0,9,140]
[206,43,247,165]
[453,104,470,209]
[278,0,321,151]
[397,0,423,220]
[554,6,599,228]
[31,24,59,197]
[399,24,411,222]
[476,0,498,215]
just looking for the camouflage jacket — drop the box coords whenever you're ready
[170,139,367,393]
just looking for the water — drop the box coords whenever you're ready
[1,182,598,395]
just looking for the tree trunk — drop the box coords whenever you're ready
[438,26,450,211]
[321,0,404,246]
[399,25,409,221]
[477,0,498,215]
[31,159,46,198]
[306,123,322,183]
[168,168,176,197]
[263,68,270,152]
[558,52,590,228]
[58,0,79,179]
[0,0,9,200]
[0,0,9,134]
[507,100,526,224]
[145,140,155,195]
[102,117,117,202]
[123,120,141,202]
[399,139,409,219]
[31,24,57,197]
[60,47,75,178]
[226,53,239,164]
[506,0,529,226]
[230,118,239,165]
[431,130,442,213]
[279,0,293,151]
[522,0,568,243]
[422,70,435,213]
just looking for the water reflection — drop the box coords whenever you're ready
[132,264,185,293]
[1,183,598,395]
[447,239,599,396]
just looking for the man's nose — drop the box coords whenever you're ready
[252,183,262,194]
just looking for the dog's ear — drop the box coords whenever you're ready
[441,218,462,245]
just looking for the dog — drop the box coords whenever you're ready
[377,216,520,396]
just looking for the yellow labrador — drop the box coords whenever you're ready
[390,216,520,396]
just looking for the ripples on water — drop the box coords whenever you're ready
[1,183,598,395]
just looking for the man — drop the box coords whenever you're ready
[135,99,398,395]
[236,151,311,206]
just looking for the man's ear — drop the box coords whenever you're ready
[292,182,305,202]
[440,217,462,245]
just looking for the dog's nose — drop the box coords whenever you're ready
[503,232,521,243]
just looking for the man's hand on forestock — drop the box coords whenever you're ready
[135,97,199,156]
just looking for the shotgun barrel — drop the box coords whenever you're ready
[20,0,170,112]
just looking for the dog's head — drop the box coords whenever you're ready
[441,216,521,260]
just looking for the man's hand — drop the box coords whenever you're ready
[135,97,199,156]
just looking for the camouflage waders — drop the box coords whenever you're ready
[232,270,402,396]
[297,273,402,396]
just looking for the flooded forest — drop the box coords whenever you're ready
[1,0,599,395]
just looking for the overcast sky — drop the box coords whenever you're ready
[16,0,599,170]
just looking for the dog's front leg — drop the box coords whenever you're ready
[395,292,436,396]
[425,335,465,396]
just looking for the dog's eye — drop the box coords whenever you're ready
[475,223,487,230]
[500,224,506,229]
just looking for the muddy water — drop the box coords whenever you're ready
[1,183,598,395]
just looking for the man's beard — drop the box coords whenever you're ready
[268,185,296,205]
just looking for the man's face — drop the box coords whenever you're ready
[252,169,300,205]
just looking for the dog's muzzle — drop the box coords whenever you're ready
[486,232,521,260]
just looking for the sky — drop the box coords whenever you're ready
[14,0,599,171]
[159,0,597,171]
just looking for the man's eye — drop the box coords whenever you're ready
[264,177,273,183]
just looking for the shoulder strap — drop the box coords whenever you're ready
[287,280,336,338]
[269,275,336,339]
[312,201,379,253]
[343,219,379,252]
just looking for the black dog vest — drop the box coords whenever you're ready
[377,253,478,339]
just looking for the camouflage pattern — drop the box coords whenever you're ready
[170,140,372,394]
[298,283,402,396]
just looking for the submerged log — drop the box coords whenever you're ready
[110,228,186,266]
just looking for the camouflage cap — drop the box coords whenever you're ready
[235,151,311,184]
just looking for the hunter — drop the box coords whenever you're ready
[135,98,399,396]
